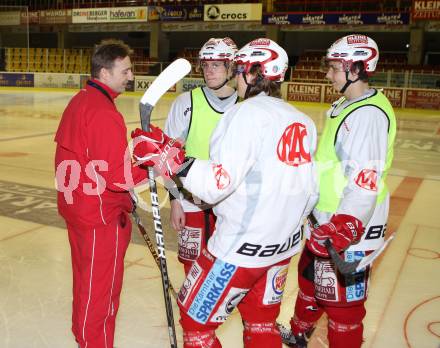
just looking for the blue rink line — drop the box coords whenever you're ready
[0,117,167,142]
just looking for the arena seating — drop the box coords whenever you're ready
[272,0,412,13]
[4,47,161,75]
[4,47,91,74]
[289,50,440,83]
[177,48,202,76]
[4,45,439,87]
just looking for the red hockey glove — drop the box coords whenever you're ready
[131,125,185,179]
[306,214,364,258]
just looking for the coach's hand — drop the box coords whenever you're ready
[131,125,185,179]
[306,214,364,257]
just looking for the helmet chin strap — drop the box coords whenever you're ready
[210,78,229,91]
[340,70,360,94]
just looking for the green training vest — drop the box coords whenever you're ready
[185,87,225,160]
[315,89,396,214]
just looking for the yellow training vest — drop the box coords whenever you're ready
[315,90,396,214]
[185,87,226,160]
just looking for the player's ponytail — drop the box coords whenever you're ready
[245,65,282,99]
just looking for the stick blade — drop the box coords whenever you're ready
[140,58,192,107]
[355,234,395,272]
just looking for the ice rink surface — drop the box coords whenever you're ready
[0,88,439,347]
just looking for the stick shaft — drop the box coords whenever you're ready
[147,168,178,347]
[139,102,177,347]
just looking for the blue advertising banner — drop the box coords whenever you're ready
[0,73,34,87]
[182,78,205,92]
[149,5,203,21]
[263,12,410,25]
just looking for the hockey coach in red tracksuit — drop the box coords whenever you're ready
[54,39,146,348]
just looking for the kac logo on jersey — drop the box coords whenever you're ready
[355,169,377,191]
[212,164,230,190]
[277,122,311,167]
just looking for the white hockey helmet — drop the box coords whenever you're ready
[326,34,379,75]
[234,38,288,82]
[199,37,237,62]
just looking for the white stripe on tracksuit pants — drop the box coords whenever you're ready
[67,212,131,348]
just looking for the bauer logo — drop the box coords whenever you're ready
[187,260,237,324]
[355,169,378,191]
[277,122,311,167]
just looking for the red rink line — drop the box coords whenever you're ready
[404,296,440,347]
[427,321,440,339]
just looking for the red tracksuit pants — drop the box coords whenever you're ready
[67,212,131,348]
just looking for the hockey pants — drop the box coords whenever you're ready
[290,247,368,348]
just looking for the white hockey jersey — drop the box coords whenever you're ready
[311,89,392,252]
[182,94,318,267]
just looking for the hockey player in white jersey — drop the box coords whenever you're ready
[131,38,318,348]
[165,37,238,275]
[278,34,396,348]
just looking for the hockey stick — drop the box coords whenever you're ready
[139,58,192,348]
[309,214,394,275]
[132,209,178,299]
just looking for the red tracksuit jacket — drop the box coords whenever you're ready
[55,79,146,227]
